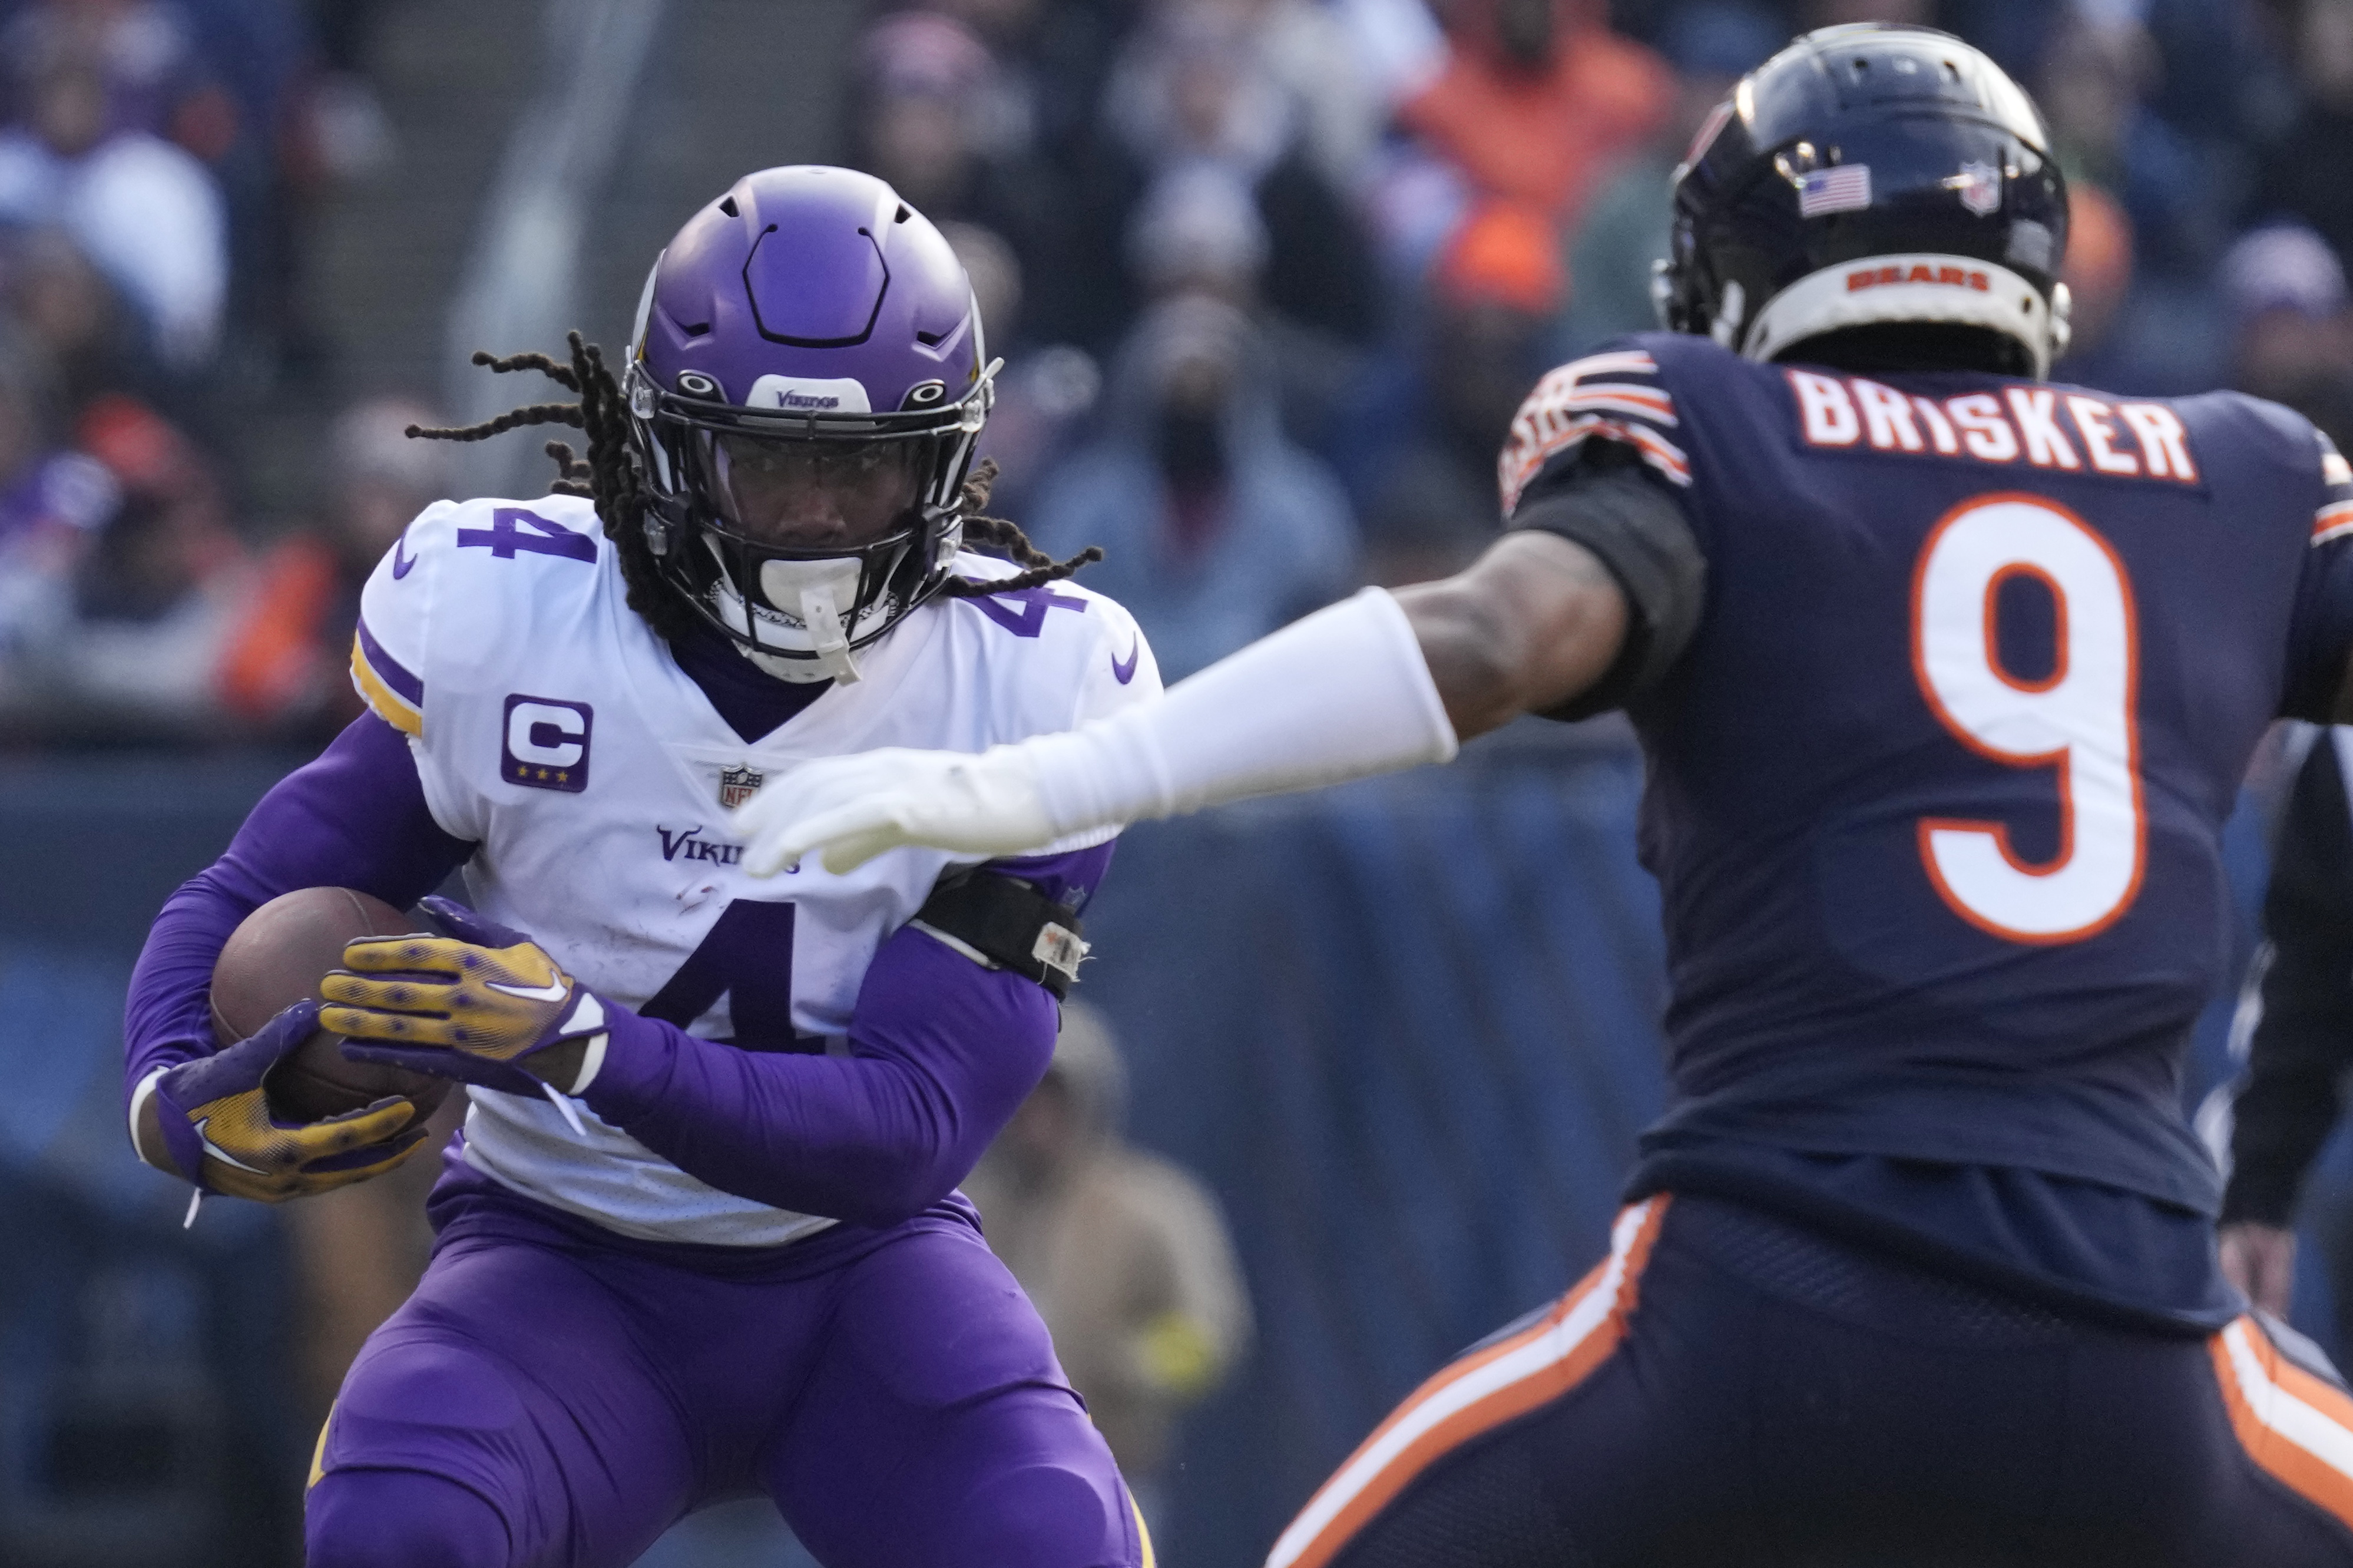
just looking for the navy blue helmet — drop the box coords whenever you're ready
[1656,24,2071,378]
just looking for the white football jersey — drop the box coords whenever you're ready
[350,493,1160,1245]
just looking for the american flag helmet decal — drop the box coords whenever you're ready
[1796,165,1872,219]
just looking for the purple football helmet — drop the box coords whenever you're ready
[624,165,992,681]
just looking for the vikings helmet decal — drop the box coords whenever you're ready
[625,166,994,682]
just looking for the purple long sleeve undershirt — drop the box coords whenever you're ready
[581,924,1060,1226]
[123,713,476,1097]
[123,699,1114,1228]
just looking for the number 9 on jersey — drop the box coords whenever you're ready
[1911,494,2145,944]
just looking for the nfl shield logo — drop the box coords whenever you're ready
[718,765,765,809]
[1953,161,2002,217]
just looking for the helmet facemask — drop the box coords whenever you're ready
[627,361,987,683]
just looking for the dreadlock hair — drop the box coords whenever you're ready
[406,332,1101,644]
[936,457,1103,597]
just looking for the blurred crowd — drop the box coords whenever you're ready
[6,0,2353,727]
[870,0,2353,677]
[0,0,416,746]
[963,1003,1251,1539]
[5,5,2338,1563]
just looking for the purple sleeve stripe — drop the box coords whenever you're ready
[355,617,423,706]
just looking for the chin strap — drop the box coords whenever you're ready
[749,555,866,684]
[796,581,863,685]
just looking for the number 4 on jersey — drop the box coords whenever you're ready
[640,900,801,1050]
[1911,494,2145,944]
[457,507,598,563]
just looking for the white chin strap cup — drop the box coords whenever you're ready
[795,583,861,685]
[752,557,865,684]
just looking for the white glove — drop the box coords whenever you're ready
[731,745,1058,876]
[729,588,1456,877]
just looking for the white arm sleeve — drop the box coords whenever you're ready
[1026,587,1458,835]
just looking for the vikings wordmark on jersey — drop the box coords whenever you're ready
[348,491,1160,1244]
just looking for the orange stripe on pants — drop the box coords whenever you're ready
[2211,1315,2353,1534]
[1266,1198,1670,1568]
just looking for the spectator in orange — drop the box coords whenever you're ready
[0,391,246,736]
[1553,0,1779,358]
[1396,0,1671,231]
[2056,181,2134,368]
[1358,199,1565,584]
[217,396,452,735]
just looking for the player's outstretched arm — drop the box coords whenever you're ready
[732,531,1634,876]
[1394,531,1632,740]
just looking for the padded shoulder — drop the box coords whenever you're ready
[2188,389,2331,479]
[1500,334,1697,515]
[350,494,613,737]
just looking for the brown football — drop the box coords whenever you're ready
[210,886,452,1124]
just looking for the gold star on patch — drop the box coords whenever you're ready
[535,768,550,780]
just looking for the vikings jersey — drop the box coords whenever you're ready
[349,494,1160,1245]
[1505,332,2353,1315]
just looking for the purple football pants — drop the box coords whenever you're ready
[304,1173,1143,1568]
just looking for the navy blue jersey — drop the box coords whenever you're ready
[1505,332,2353,1326]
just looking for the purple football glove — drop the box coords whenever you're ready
[320,897,615,1120]
[150,1000,426,1201]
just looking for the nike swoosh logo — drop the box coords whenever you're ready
[558,993,605,1036]
[488,978,570,1004]
[193,1119,267,1173]
[1111,637,1140,686]
[391,532,419,580]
